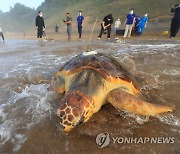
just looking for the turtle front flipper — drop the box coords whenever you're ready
[107,88,173,116]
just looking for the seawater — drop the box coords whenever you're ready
[0,39,180,154]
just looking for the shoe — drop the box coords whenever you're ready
[97,37,101,40]
[107,38,110,40]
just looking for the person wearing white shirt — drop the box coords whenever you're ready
[114,19,121,35]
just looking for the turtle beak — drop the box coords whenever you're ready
[60,124,65,130]
[57,90,94,132]
[47,78,56,91]
[62,117,85,133]
[63,125,74,133]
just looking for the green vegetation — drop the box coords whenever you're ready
[0,0,179,32]
[0,3,35,32]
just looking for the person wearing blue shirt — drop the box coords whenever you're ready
[137,13,148,35]
[77,11,84,39]
[134,16,141,35]
[123,8,136,38]
[170,4,180,38]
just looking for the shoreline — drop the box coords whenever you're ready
[3,21,180,42]
[4,31,180,42]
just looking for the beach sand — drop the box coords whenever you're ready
[0,22,179,154]
[4,21,180,41]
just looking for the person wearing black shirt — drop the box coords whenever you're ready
[98,14,114,39]
[0,22,4,42]
[55,25,59,33]
[35,11,45,40]
[170,4,180,38]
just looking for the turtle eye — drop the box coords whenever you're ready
[77,117,84,125]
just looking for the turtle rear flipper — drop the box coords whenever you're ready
[107,88,173,116]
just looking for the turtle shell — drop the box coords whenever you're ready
[59,53,138,89]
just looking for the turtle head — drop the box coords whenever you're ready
[57,90,94,132]
[49,73,65,93]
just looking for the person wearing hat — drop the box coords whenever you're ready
[170,4,180,38]
[114,19,121,35]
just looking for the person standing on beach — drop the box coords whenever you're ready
[123,8,136,38]
[134,16,141,35]
[55,25,59,33]
[98,14,114,39]
[77,11,84,39]
[170,4,180,38]
[114,19,121,35]
[63,13,72,40]
[35,11,45,41]
[137,13,148,35]
[0,23,5,42]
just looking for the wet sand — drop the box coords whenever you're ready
[4,21,180,42]
[5,30,180,42]
[0,37,180,154]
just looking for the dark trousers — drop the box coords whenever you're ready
[0,32,4,41]
[170,18,180,37]
[78,26,82,38]
[98,25,111,38]
[37,28,43,38]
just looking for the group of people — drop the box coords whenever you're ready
[35,5,180,41]
[123,9,148,38]
[63,11,84,40]
[0,4,179,42]
[98,8,149,40]
[35,9,148,41]
[8,3,174,41]
[35,11,84,40]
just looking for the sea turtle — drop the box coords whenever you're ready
[51,51,173,132]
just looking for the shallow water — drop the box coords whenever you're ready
[0,39,180,154]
